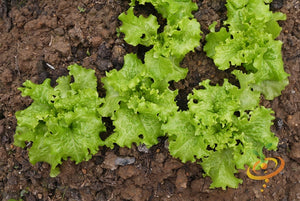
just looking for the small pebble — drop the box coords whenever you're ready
[37,193,43,199]
[275,118,284,130]
[103,152,117,170]
[137,144,149,153]
[115,157,135,166]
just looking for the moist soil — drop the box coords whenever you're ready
[0,0,299,200]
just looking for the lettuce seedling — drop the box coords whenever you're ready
[14,65,105,177]
[162,80,278,189]
[204,0,289,100]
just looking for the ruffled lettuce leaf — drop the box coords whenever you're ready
[119,7,159,47]
[101,53,178,148]
[14,64,105,177]
[144,49,188,83]
[232,106,278,169]
[132,0,198,24]
[154,17,201,60]
[162,111,209,163]
[163,80,278,189]
[105,104,163,148]
[119,0,201,82]
[201,149,243,189]
[204,0,288,100]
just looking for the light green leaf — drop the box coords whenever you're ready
[106,104,163,148]
[201,149,243,189]
[204,27,230,58]
[144,49,188,82]
[69,64,97,90]
[136,0,198,23]
[159,18,201,59]
[119,7,159,46]
[19,79,54,104]
[162,111,209,163]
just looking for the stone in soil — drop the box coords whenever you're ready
[102,151,118,170]
[115,156,135,166]
[137,144,149,153]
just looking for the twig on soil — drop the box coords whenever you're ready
[46,63,56,70]
[49,35,53,46]
[14,55,20,76]
[80,179,88,187]
[107,192,114,201]
[95,1,105,5]
[15,42,21,76]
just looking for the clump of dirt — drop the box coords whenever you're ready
[0,0,299,200]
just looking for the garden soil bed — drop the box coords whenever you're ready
[0,0,299,200]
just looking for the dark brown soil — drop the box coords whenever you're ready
[0,0,299,200]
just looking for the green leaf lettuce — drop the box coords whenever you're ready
[204,0,288,100]
[14,64,105,177]
[163,80,278,189]
[100,54,179,148]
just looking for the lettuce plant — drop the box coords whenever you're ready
[101,0,201,148]
[100,54,179,148]
[162,80,278,189]
[204,0,289,100]
[14,65,106,177]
